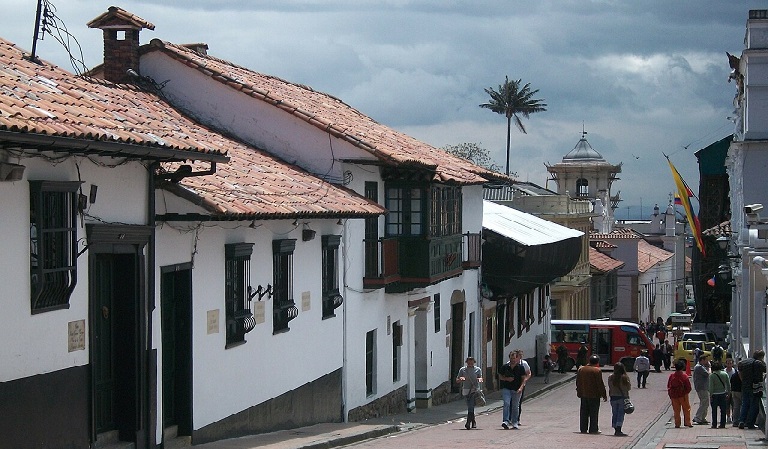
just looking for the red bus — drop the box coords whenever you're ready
[551,319,655,371]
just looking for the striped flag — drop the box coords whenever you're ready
[674,195,683,206]
[666,156,705,256]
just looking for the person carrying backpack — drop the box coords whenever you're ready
[668,359,693,428]
[712,344,724,364]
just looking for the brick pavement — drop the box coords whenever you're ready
[189,369,767,449]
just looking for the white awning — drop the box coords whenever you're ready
[483,200,583,246]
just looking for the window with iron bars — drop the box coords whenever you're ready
[225,243,254,347]
[29,181,80,314]
[273,239,298,333]
[322,235,342,318]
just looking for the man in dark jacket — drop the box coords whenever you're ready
[737,349,766,429]
[576,355,607,434]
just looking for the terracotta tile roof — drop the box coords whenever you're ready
[161,149,386,219]
[0,37,224,161]
[146,39,506,185]
[0,37,384,218]
[589,246,624,273]
[703,220,731,237]
[591,228,644,240]
[591,240,618,249]
[87,6,155,30]
[637,240,674,273]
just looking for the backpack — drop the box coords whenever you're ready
[668,374,687,398]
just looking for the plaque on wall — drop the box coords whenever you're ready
[254,301,265,324]
[301,291,311,312]
[68,320,85,352]
[207,309,219,334]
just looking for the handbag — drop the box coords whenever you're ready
[623,398,635,414]
[474,390,486,406]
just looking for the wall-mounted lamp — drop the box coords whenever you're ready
[0,162,25,181]
[292,219,298,226]
[249,218,259,229]
[302,227,316,241]
[336,218,344,225]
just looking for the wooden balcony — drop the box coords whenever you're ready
[363,237,401,289]
[462,232,481,269]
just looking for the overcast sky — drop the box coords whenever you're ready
[2,1,760,219]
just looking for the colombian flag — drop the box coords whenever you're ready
[666,156,705,256]
[674,195,683,206]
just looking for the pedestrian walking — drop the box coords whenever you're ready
[607,362,631,436]
[663,339,673,370]
[653,344,664,373]
[576,354,607,434]
[737,349,766,429]
[692,354,711,425]
[708,360,730,428]
[577,344,588,368]
[730,363,743,427]
[724,357,738,424]
[557,344,568,373]
[498,350,527,430]
[634,350,651,388]
[543,354,554,384]
[712,343,725,364]
[456,356,482,429]
[668,359,693,428]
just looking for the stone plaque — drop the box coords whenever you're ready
[301,291,311,312]
[254,301,265,324]
[207,309,219,334]
[68,320,85,352]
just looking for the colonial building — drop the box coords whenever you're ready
[546,131,622,232]
[86,6,502,446]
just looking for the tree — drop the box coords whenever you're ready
[479,76,547,176]
[442,142,505,174]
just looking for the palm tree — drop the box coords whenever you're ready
[480,77,547,176]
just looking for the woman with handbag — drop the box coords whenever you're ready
[607,362,632,436]
[708,361,731,428]
[456,356,483,429]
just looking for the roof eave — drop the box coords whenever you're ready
[0,130,229,163]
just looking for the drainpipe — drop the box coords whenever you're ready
[147,162,158,447]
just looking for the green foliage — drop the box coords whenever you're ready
[442,142,505,174]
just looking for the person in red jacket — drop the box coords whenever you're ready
[668,358,694,428]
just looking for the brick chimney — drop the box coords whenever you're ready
[87,7,155,84]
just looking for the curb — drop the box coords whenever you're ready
[298,425,400,449]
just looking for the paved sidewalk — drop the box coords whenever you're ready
[193,371,577,449]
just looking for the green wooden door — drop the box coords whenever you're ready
[161,267,192,436]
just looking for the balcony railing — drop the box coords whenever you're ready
[363,237,400,289]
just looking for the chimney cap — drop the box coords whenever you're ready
[87,6,155,31]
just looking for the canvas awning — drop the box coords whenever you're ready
[482,200,584,298]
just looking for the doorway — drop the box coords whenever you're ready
[449,302,465,393]
[91,252,139,441]
[161,265,193,437]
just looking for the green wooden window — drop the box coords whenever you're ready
[225,243,254,347]
[273,239,297,333]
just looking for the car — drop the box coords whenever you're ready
[681,331,718,344]
[674,340,715,363]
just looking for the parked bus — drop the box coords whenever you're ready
[551,319,655,371]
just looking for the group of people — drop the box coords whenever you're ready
[455,349,531,430]
[574,348,767,436]
[456,346,767,435]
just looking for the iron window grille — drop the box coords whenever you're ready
[273,239,298,333]
[29,180,80,314]
[225,243,255,347]
[321,235,343,318]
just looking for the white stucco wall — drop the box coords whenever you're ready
[140,52,376,181]
[0,155,148,382]
[154,206,346,429]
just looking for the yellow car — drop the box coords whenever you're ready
[674,340,715,363]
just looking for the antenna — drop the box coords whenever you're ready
[29,0,45,62]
